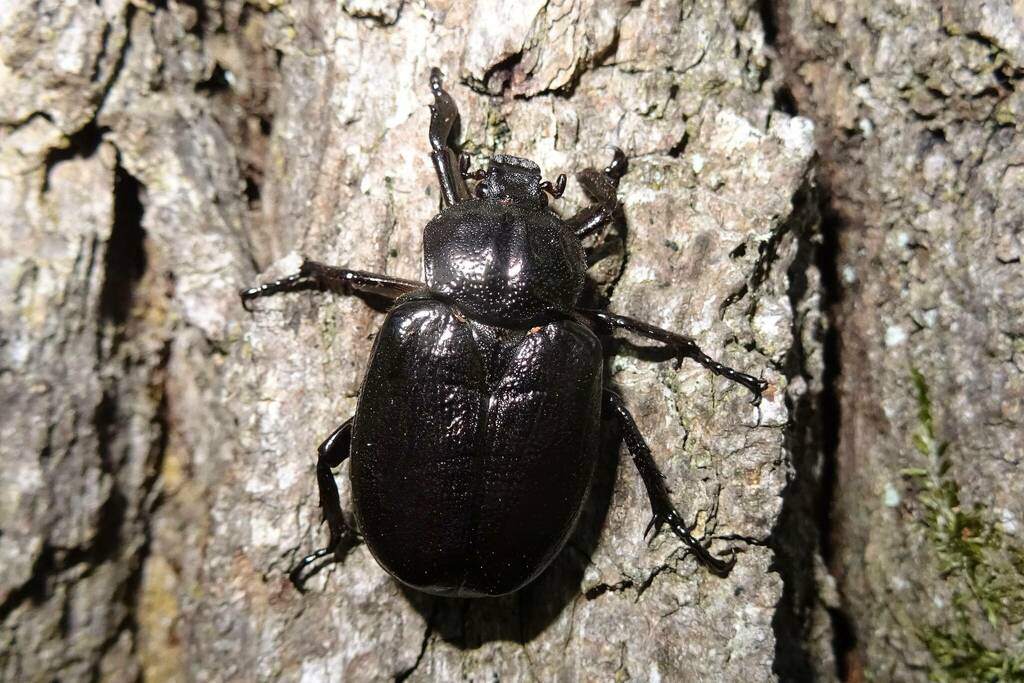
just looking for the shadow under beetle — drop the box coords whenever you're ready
[241,68,768,597]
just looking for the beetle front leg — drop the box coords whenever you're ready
[604,391,736,577]
[240,260,424,310]
[428,67,471,208]
[581,309,768,405]
[289,417,361,592]
[568,148,627,240]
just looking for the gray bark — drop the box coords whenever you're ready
[1,1,819,681]
[775,1,1024,681]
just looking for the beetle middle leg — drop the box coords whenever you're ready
[240,260,423,310]
[288,417,361,591]
[603,391,736,577]
[581,309,768,404]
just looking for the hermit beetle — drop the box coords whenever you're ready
[241,68,767,596]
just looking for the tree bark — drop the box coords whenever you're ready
[1,1,819,680]
[774,1,1024,681]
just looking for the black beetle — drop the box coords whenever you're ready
[241,68,768,597]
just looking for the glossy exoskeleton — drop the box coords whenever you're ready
[241,68,768,597]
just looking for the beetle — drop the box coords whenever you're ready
[240,68,768,597]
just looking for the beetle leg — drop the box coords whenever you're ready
[568,148,627,240]
[580,309,768,405]
[289,417,361,592]
[603,391,736,577]
[570,203,615,243]
[240,260,424,310]
[428,67,471,208]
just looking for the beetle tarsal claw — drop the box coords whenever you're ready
[286,528,361,592]
[287,546,332,592]
[656,510,736,577]
[644,516,660,540]
[707,549,738,577]
[749,378,770,406]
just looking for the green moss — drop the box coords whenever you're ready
[920,628,1024,683]
[902,369,1024,682]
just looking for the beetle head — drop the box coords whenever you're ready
[474,154,549,207]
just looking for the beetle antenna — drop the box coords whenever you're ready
[540,173,567,199]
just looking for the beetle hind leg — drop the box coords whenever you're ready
[604,391,736,577]
[288,417,362,592]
